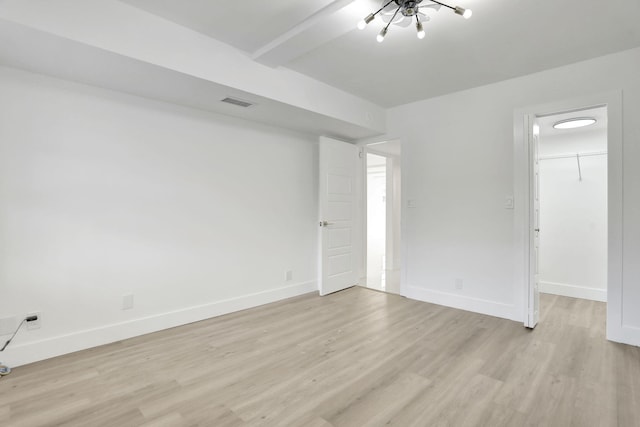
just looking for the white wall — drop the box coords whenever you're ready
[538,129,607,302]
[388,47,640,346]
[0,66,318,367]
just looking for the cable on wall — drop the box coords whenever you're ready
[0,314,40,376]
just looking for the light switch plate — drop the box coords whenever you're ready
[505,196,515,209]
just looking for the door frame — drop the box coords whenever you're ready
[513,91,623,340]
[357,138,404,296]
[364,145,401,293]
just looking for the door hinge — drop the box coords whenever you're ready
[359,150,364,159]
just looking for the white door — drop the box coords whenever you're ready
[319,136,360,296]
[527,120,541,328]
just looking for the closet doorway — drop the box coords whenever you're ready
[536,106,608,304]
[525,104,609,328]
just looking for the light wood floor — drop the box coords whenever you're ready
[1,288,639,426]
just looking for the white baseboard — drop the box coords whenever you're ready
[404,285,520,322]
[539,281,606,302]
[1,281,317,368]
[607,320,640,347]
[620,325,640,347]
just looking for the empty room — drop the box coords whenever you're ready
[0,0,639,425]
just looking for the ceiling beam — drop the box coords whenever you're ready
[252,0,364,67]
[0,0,386,135]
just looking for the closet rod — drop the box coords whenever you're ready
[538,150,607,161]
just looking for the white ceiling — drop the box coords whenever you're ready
[537,106,607,157]
[537,106,607,139]
[122,0,640,107]
[119,0,339,53]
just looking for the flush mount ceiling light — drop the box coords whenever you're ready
[553,117,597,130]
[358,0,472,42]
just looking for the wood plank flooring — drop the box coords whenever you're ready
[1,288,639,426]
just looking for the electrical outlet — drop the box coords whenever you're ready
[285,270,293,281]
[122,294,134,311]
[26,312,41,330]
[455,278,464,290]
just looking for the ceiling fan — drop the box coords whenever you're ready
[358,0,472,42]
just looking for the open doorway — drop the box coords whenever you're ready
[537,107,608,305]
[529,105,608,327]
[365,140,401,295]
[516,91,623,341]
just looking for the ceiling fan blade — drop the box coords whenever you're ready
[419,3,443,12]
[395,17,412,28]
[381,0,399,13]
[380,13,398,24]
[417,11,431,22]
[380,6,404,25]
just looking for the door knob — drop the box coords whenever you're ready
[534,228,540,232]
[320,221,334,227]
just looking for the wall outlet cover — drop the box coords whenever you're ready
[122,294,134,310]
[26,312,42,330]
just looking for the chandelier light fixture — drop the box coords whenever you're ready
[358,0,472,42]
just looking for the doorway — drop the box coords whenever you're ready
[365,140,401,295]
[515,91,624,342]
[514,101,623,332]
[536,107,608,308]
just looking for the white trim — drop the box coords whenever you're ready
[2,281,317,368]
[540,281,607,302]
[404,285,519,321]
[618,324,640,346]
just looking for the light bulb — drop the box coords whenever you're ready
[359,13,375,30]
[454,6,472,19]
[416,21,425,39]
[377,27,387,43]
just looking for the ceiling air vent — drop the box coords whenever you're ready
[220,97,254,108]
